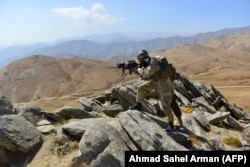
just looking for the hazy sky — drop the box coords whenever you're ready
[1,0,249,48]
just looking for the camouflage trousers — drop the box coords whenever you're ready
[136,79,174,122]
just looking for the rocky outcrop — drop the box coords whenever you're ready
[0,115,43,153]
[0,95,14,116]
[0,73,250,167]
[0,114,43,167]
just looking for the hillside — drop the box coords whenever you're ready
[0,55,135,104]
[1,25,250,68]
[0,32,250,112]
[204,31,250,52]
[149,32,250,110]
[151,44,250,86]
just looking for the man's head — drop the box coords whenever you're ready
[137,50,151,67]
[137,50,149,62]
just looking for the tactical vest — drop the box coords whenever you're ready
[153,56,173,79]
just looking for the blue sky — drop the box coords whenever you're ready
[1,0,249,48]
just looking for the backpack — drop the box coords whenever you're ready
[153,56,175,79]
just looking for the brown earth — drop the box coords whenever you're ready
[1,31,250,166]
[11,32,250,113]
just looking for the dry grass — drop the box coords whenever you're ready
[5,31,250,167]
[222,136,242,148]
[26,135,80,167]
[214,86,250,113]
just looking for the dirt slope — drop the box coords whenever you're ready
[0,32,250,111]
[2,31,250,167]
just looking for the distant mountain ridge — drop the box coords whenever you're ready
[0,31,250,109]
[31,25,250,59]
[0,25,250,67]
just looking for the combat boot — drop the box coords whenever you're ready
[166,122,174,131]
[130,102,142,110]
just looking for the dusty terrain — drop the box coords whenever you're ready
[14,32,250,112]
[19,85,250,113]
[22,134,80,167]
[23,84,249,167]
[1,32,249,166]
[24,120,247,167]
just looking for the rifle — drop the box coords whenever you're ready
[117,60,138,75]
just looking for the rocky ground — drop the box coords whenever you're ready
[3,76,249,167]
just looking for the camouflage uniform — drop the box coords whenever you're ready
[137,57,174,123]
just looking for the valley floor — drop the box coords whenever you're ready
[15,86,250,113]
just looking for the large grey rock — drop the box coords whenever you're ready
[54,106,98,119]
[78,97,103,112]
[15,105,43,124]
[77,122,128,167]
[0,115,43,153]
[0,94,14,116]
[192,96,217,114]
[112,82,157,115]
[178,73,202,97]
[208,111,231,124]
[225,116,244,131]
[183,114,207,137]
[37,125,56,134]
[102,103,124,117]
[119,110,187,151]
[61,118,113,140]
[192,109,210,132]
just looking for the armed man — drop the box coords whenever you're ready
[129,50,183,131]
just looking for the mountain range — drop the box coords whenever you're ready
[0,25,250,67]
[0,31,249,112]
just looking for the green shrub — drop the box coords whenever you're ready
[222,136,242,147]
